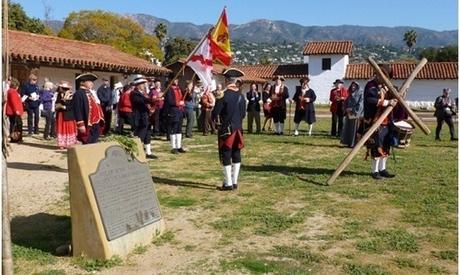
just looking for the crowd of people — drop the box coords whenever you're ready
[3,68,457,183]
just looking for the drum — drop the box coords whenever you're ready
[393,120,415,148]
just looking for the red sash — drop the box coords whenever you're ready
[87,92,104,126]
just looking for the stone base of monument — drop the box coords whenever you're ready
[68,141,164,260]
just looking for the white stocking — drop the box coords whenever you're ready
[372,159,380,173]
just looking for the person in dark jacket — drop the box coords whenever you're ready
[97,78,113,135]
[292,77,316,136]
[363,66,398,180]
[269,76,289,135]
[21,73,40,135]
[165,78,186,154]
[183,80,195,138]
[341,81,364,147]
[212,68,246,191]
[246,83,261,134]
[72,73,104,144]
[130,75,156,158]
[434,88,457,141]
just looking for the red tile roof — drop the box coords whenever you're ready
[345,62,458,80]
[303,41,353,55]
[235,64,309,79]
[165,59,267,84]
[8,30,170,75]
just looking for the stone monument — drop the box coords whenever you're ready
[67,141,164,259]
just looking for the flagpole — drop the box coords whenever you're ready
[162,29,212,95]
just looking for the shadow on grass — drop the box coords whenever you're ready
[7,162,67,173]
[11,213,71,255]
[243,164,368,179]
[269,139,345,148]
[415,143,457,148]
[152,176,216,190]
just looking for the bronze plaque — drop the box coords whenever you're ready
[89,146,161,241]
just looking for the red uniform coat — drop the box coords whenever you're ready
[329,86,349,114]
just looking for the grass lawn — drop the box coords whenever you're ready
[11,118,458,274]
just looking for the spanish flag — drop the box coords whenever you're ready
[210,8,232,66]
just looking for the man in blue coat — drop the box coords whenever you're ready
[212,69,246,191]
[130,75,156,159]
[21,74,40,135]
[97,78,113,135]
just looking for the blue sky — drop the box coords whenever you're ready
[15,0,458,31]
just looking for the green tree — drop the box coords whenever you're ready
[154,23,168,47]
[418,45,458,62]
[58,10,163,61]
[164,37,196,65]
[259,56,271,65]
[6,1,51,34]
[403,29,417,54]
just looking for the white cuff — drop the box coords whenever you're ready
[382,100,389,107]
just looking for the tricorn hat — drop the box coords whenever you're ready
[76,73,98,82]
[272,75,285,81]
[222,68,245,79]
[333,79,344,85]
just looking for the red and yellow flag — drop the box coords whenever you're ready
[210,8,232,66]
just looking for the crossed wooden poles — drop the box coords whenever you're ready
[326,57,430,185]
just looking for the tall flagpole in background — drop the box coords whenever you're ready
[2,0,14,274]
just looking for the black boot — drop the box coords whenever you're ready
[371,172,383,180]
[379,170,395,178]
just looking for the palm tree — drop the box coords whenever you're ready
[154,23,168,50]
[403,29,417,55]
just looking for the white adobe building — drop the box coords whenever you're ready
[302,40,458,108]
[303,41,353,104]
[345,62,458,109]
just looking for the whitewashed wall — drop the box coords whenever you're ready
[307,54,349,104]
[36,66,127,90]
[345,79,458,109]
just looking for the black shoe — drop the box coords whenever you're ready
[379,170,395,178]
[280,132,284,135]
[218,185,233,191]
[177,148,186,153]
[146,154,158,159]
[435,137,441,141]
[233,184,238,190]
[171,149,178,154]
[371,172,383,180]
[451,137,457,141]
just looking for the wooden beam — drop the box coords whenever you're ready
[326,57,429,185]
[367,57,430,135]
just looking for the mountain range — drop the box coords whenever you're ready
[45,14,458,48]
